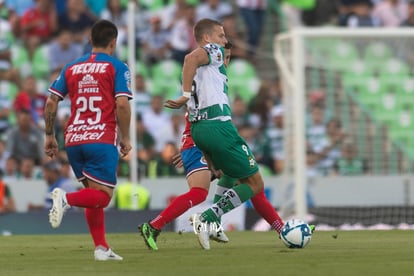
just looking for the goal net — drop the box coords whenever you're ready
[274,28,414,228]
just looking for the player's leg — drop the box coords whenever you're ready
[139,147,210,250]
[50,144,122,261]
[191,121,261,249]
[250,190,284,234]
[209,174,236,243]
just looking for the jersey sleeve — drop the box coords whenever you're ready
[202,43,225,68]
[114,61,133,100]
[48,65,69,99]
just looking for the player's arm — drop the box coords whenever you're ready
[116,96,132,157]
[164,47,209,109]
[44,94,60,158]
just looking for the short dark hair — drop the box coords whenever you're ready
[193,18,222,43]
[224,42,233,49]
[90,19,118,48]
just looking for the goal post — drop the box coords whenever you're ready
[274,28,414,222]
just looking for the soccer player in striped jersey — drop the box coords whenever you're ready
[44,20,133,261]
[164,19,293,250]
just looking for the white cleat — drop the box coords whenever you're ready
[190,213,210,250]
[49,188,70,228]
[210,224,229,243]
[94,247,123,261]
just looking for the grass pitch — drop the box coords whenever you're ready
[0,230,413,276]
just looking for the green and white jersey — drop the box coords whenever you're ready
[188,43,231,122]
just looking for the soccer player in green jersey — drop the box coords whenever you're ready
[164,18,296,250]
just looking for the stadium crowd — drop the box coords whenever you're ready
[0,0,409,213]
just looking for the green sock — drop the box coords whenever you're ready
[202,184,254,223]
[213,175,237,203]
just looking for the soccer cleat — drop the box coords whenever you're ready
[138,222,160,250]
[49,188,70,228]
[210,223,229,243]
[94,247,123,261]
[190,213,210,250]
[309,224,316,233]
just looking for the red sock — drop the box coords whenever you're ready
[251,190,284,233]
[150,187,208,230]
[85,208,109,249]
[66,188,111,208]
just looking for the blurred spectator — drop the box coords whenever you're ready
[306,104,328,154]
[27,160,78,211]
[147,141,183,178]
[0,15,21,87]
[134,1,151,58]
[58,0,96,44]
[317,118,346,175]
[159,0,189,30]
[18,157,42,179]
[266,105,284,174]
[341,0,380,27]
[100,0,128,47]
[0,80,12,135]
[170,110,186,148]
[232,96,254,130]
[13,75,48,128]
[3,156,18,181]
[249,81,274,130]
[134,74,152,116]
[142,95,173,153]
[57,151,77,181]
[136,113,156,177]
[4,109,44,165]
[19,0,57,58]
[169,3,197,65]
[333,141,369,175]
[372,0,408,27]
[400,0,414,26]
[141,15,171,67]
[4,0,35,37]
[0,169,16,213]
[239,122,272,174]
[221,13,248,60]
[0,139,8,172]
[302,0,339,26]
[196,0,233,22]
[236,0,267,59]
[84,0,107,18]
[4,0,34,17]
[48,28,83,73]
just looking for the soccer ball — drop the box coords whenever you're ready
[280,219,312,249]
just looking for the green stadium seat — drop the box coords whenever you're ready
[362,42,393,75]
[0,80,19,125]
[364,42,393,62]
[379,58,409,76]
[136,60,150,78]
[11,44,31,76]
[343,75,385,110]
[150,59,182,98]
[327,40,359,71]
[227,59,259,103]
[388,110,414,144]
[32,45,50,79]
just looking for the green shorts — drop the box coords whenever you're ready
[191,120,259,179]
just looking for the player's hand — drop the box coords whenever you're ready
[164,96,189,109]
[211,168,223,179]
[119,138,132,157]
[172,153,183,168]
[44,135,58,158]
